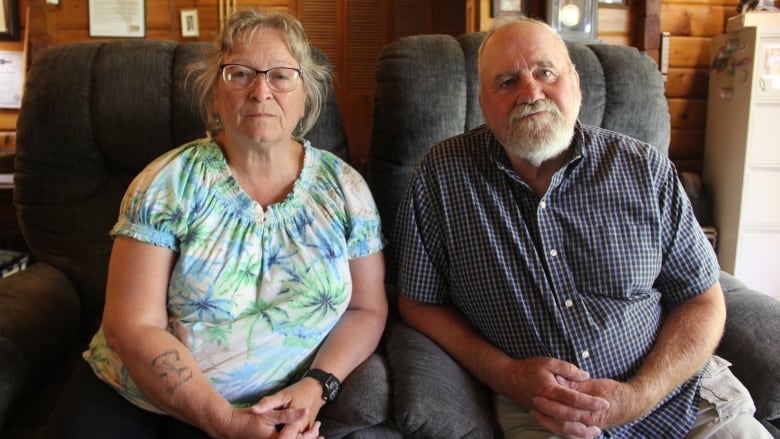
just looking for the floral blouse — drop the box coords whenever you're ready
[84,138,384,413]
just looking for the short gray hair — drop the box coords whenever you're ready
[479,14,573,69]
[188,7,331,138]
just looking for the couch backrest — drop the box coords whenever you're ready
[367,33,671,257]
[14,40,348,325]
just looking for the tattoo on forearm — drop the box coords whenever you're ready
[152,349,193,395]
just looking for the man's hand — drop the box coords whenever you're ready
[499,357,609,438]
[532,374,654,438]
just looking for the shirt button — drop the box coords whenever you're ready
[581,350,590,359]
[565,299,573,308]
[550,249,557,257]
[540,201,547,209]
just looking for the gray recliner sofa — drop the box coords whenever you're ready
[367,32,780,438]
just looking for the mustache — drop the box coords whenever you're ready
[508,99,561,123]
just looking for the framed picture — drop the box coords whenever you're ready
[0,0,20,41]
[493,0,524,16]
[0,50,24,108]
[180,9,199,38]
[89,0,146,38]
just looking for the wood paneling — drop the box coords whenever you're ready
[665,67,709,98]
[0,112,18,132]
[343,0,384,168]
[668,97,707,130]
[599,6,630,38]
[298,0,339,74]
[660,0,738,174]
[667,36,710,68]
[661,3,735,36]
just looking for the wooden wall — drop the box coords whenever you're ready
[0,0,742,174]
[661,0,738,174]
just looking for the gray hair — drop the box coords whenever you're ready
[479,14,574,70]
[188,7,331,138]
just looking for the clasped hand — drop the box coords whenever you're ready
[221,380,326,439]
[501,357,643,439]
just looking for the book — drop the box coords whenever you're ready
[0,249,30,278]
[726,12,780,32]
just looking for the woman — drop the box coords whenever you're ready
[47,7,387,439]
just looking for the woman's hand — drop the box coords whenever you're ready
[250,378,327,437]
[217,404,319,439]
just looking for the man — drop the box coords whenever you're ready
[394,14,771,438]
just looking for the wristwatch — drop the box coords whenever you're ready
[303,368,341,402]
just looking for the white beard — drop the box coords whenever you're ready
[500,100,576,167]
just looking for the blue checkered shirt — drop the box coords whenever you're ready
[395,124,720,438]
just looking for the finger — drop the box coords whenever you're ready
[550,361,591,382]
[277,421,311,439]
[278,424,299,439]
[252,393,291,414]
[532,394,607,424]
[267,407,309,426]
[531,409,601,439]
[537,385,609,412]
[299,421,322,439]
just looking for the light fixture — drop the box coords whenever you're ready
[547,0,599,43]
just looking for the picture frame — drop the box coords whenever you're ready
[180,9,199,38]
[89,0,146,38]
[0,49,24,109]
[493,0,524,16]
[0,0,20,41]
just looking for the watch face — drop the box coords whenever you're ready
[323,376,340,401]
[305,369,340,402]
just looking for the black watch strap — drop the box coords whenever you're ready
[303,368,341,402]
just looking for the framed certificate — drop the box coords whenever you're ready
[89,0,146,38]
[0,50,23,109]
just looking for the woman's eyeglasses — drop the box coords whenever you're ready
[220,64,302,92]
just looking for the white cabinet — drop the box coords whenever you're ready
[703,24,780,298]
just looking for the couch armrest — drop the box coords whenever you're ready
[0,262,80,428]
[715,271,780,423]
[385,320,495,438]
[318,353,394,438]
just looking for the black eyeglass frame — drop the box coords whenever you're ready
[219,63,303,92]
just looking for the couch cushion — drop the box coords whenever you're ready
[586,44,670,155]
[0,337,27,429]
[319,353,393,438]
[386,321,495,438]
[0,262,80,430]
[716,272,780,422]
